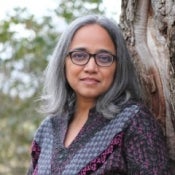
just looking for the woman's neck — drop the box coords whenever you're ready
[74,97,95,120]
[64,98,95,147]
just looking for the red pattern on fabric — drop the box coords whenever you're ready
[31,141,41,174]
[79,132,124,174]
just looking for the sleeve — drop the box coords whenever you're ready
[123,106,171,175]
[26,141,41,175]
[26,116,51,175]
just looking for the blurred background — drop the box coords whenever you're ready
[0,0,121,174]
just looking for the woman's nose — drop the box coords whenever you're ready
[83,57,98,72]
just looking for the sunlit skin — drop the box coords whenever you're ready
[64,24,117,147]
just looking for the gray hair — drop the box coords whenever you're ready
[40,15,142,118]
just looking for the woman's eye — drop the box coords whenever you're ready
[97,54,113,63]
[72,52,87,60]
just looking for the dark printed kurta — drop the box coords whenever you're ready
[27,102,171,175]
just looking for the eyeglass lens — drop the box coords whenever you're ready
[69,51,114,67]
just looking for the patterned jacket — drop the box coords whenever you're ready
[27,102,171,175]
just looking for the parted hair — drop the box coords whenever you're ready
[40,15,142,118]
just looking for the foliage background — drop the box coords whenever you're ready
[0,0,120,174]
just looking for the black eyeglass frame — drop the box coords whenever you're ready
[67,50,117,67]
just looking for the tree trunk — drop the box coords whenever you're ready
[119,0,175,171]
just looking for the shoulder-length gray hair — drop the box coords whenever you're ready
[40,15,142,119]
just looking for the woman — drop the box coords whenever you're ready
[27,15,171,174]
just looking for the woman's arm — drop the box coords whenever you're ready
[26,141,41,175]
[124,106,171,174]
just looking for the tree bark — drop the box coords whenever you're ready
[119,0,175,170]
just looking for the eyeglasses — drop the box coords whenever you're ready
[67,50,116,67]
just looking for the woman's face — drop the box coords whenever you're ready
[65,24,117,102]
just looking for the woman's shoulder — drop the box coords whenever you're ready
[116,100,146,120]
[106,101,151,135]
[35,116,52,134]
[33,115,57,144]
[121,100,153,117]
[117,100,163,132]
[33,113,68,144]
[125,100,157,120]
[122,100,164,137]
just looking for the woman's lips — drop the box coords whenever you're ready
[80,77,100,85]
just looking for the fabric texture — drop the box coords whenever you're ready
[27,101,171,175]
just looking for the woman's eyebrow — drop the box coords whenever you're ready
[96,49,115,55]
[69,47,87,52]
[70,48,115,54]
